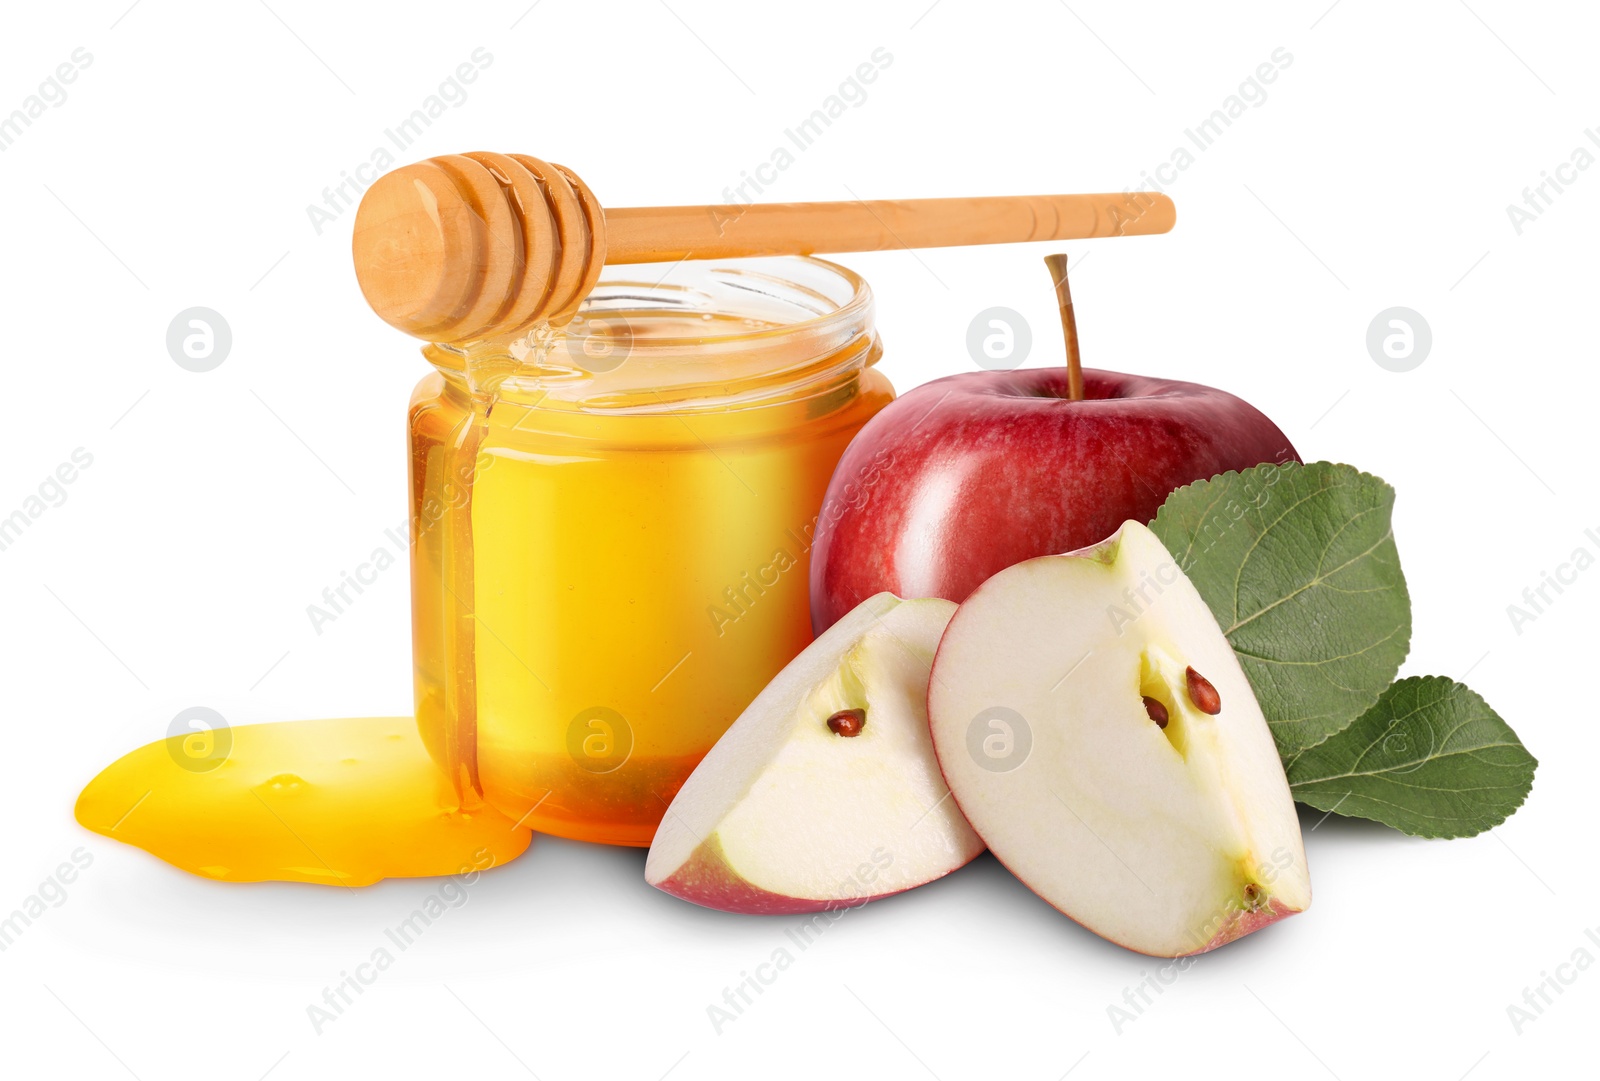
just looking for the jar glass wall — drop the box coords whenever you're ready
[407,257,892,845]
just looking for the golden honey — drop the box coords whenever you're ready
[410,258,890,845]
[75,717,531,886]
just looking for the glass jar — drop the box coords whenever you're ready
[406,257,892,846]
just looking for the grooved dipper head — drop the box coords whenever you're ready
[352,153,606,344]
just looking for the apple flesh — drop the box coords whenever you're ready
[646,593,983,913]
[809,367,1298,632]
[926,521,1310,956]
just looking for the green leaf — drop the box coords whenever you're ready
[1286,677,1537,838]
[1150,461,1411,758]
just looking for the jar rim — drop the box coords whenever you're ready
[569,255,873,346]
[423,256,880,413]
[419,259,883,418]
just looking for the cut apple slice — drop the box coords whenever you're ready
[646,593,983,913]
[928,521,1310,956]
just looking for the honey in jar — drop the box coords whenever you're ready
[409,257,892,845]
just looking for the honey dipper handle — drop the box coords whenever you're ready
[603,193,1175,263]
[352,153,1178,344]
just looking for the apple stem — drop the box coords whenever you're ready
[1043,253,1084,402]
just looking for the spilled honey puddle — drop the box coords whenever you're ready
[76,717,532,886]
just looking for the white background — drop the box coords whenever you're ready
[2,1,1595,1078]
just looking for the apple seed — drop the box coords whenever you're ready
[1142,696,1169,728]
[1185,667,1222,715]
[826,708,866,737]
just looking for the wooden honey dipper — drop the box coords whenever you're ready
[352,152,1177,345]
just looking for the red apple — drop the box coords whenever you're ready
[809,364,1298,632]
